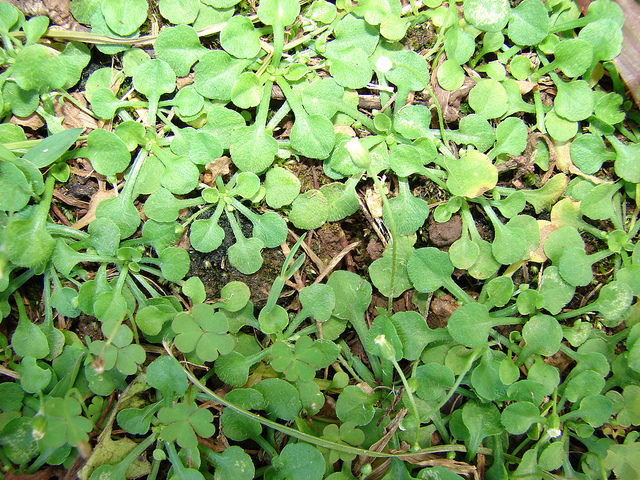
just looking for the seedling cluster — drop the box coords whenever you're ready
[1,0,640,478]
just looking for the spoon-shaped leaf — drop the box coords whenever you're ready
[132,59,175,125]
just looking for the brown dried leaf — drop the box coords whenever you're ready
[10,112,45,130]
[203,156,232,185]
[71,187,115,230]
[54,92,99,131]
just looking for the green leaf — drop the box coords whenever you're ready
[194,51,249,100]
[12,315,50,360]
[554,79,594,122]
[320,181,359,221]
[4,207,55,269]
[461,401,502,458]
[507,0,549,46]
[290,114,336,160]
[101,0,148,36]
[415,362,455,403]
[254,378,301,420]
[0,162,31,212]
[265,167,301,208]
[10,44,66,91]
[445,150,498,198]
[220,389,264,440]
[490,117,527,159]
[275,443,326,480]
[86,129,131,176]
[231,72,263,109]
[437,59,465,90]
[301,78,345,118]
[336,385,376,425]
[325,44,373,89]
[159,0,199,24]
[23,127,82,168]
[257,0,300,26]
[0,1,20,32]
[369,235,415,298]
[501,401,541,434]
[609,136,640,183]
[154,25,205,76]
[158,247,190,282]
[158,402,215,450]
[230,124,278,173]
[447,302,494,348]
[221,15,261,58]
[464,0,510,32]
[145,356,188,395]
[545,109,578,142]
[521,314,563,358]
[228,236,264,274]
[444,28,476,65]
[205,446,255,480]
[132,58,176,122]
[299,284,336,322]
[537,269,574,319]
[219,281,251,312]
[469,79,508,119]
[570,134,612,174]
[258,305,288,334]
[0,417,38,464]
[386,50,430,91]
[289,190,329,230]
[407,247,454,293]
[17,356,52,394]
[393,104,432,139]
[451,114,496,152]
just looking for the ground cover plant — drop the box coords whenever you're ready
[1,0,640,478]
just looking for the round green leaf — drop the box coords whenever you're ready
[507,0,549,46]
[231,72,263,109]
[444,28,476,65]
[289,190,329,230]
[445,150,498,198]
[265,166,301,209]
[254,378,301,420]
[159,0,199,24]
[230,125,278,173]
[469,79,508,119]
[154,25,205,76]
[555,80,594,122]
[386,50,430,91]
[146,355,188,394]
[221,15,261,58]
[290,114,336,160]
[228,237,264,274]
[501,401,541,434]
[86,129,131,176]
[545,109,577,142]
[522,314,563,356]
[194,51,248,101]
[464,0,510,32]
[101,0,148,36]
[258,305,288,334]
[158,247,190,282]
[276,443,326,480]
[447,302,493,348]
[437,59,465,91]
[219,281,251,312]
[336,385,375,425]
[132,58,176,101]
